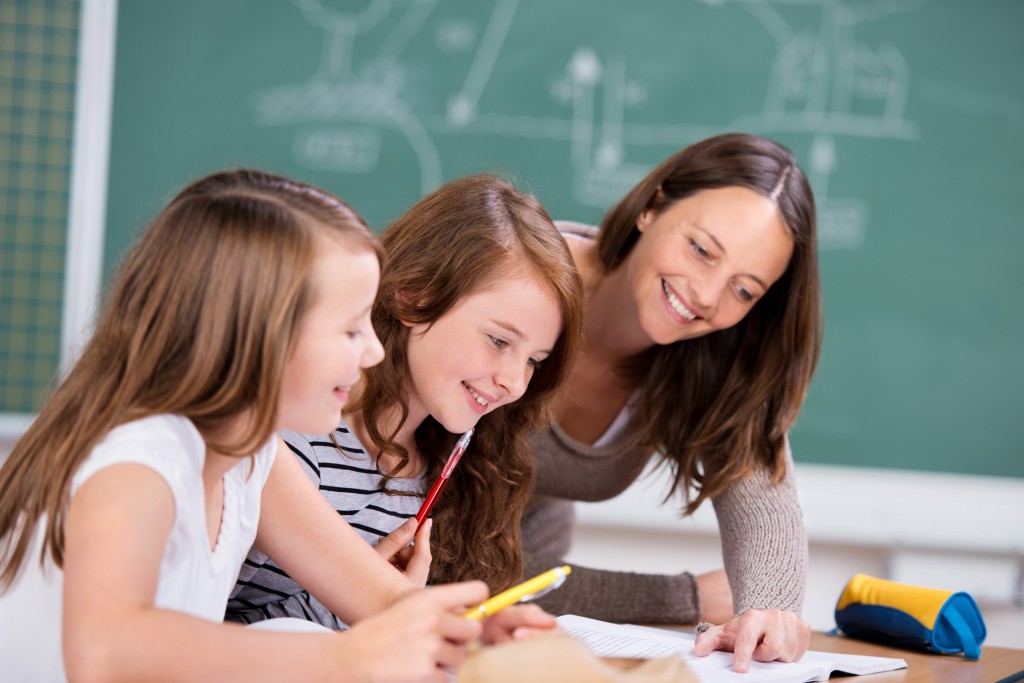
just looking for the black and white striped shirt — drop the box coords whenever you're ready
[226,419,425,628]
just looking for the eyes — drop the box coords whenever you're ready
[488,335,544,369]
[687,237,759,304]
[344,310,375,340]
[689,238,714,263]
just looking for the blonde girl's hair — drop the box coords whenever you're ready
[0,169,381,590]
[599,133,823,514]
[346,174,583,592]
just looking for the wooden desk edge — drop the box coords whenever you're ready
[648,626,1024,682]
[808,631,1023,682]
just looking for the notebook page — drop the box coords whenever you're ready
[556,616,906,683]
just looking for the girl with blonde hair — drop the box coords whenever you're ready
[0,169,546,682]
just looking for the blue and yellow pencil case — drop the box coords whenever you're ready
[834,573,987,659]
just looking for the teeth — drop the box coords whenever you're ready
[662,280,696,320]
[466,385,488,406]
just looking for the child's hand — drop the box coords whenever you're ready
[339,581,488,683]
[375,518,432,586]
[481,603,560,645]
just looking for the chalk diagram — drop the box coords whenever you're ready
[733,0,925,249]
[249,0,445,194]
[249,0,926,250]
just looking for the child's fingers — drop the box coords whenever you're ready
[434,639,470,672]
[414,516,433,546]
[390,544,415,570]
[402,518,433,585]
[481,604,559,644]
[438,608,485,645]
[484,604,556,632]
[374,518,417,562]
[423,580,489,613]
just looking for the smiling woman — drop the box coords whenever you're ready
[521,133,823,673]
[227,174,584,629]
[629,185,794,346]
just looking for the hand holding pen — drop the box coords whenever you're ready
[462,566,569,644]
[463,565,572,620]
[373,516,434,586]
[415,428,474,529]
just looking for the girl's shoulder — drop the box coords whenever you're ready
[555,220,599,241]
[555,221,602,277]
[280,417,364,454]
[279,416,371,467]
[71,414,204,498]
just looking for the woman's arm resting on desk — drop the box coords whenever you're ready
[521,494,706,623]
[695,569,734,624]
[702,442,811,670]
[524,551,703,623]
[711,443,807,615]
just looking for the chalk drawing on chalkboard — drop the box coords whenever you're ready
[733,0,925,249]
[246,0,929,252]
[292,127,381,173]
[446,0,518,127]
[249,0,444,194]
[550,49,665,209]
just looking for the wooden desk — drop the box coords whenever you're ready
[808,632,1024,682]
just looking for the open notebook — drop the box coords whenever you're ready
[557,615,907,683]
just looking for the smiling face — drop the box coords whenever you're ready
[278,235,384,435]
[402,269,563,434]
[626,186,794,346]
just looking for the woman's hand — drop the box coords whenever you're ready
[695,569,734,624]
[480,603,560,645]
[374,518,433,587]
[693,608,811,672]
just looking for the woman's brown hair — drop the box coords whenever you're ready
[0,169,381,590]
[346,174,583,591]
[599,133,823,514]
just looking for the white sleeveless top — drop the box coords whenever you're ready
[0,414,276,682]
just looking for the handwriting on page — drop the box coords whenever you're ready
[557,616,906,683]
[560,624,687,659]
[561,622,748,678]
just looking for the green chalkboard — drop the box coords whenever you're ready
[104,0,1024,478]
[0,0,79,416]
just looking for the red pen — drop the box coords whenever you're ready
[414,428,474,529]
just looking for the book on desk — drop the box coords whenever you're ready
[557,615,907,683]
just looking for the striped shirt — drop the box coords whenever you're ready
[226,419,425,628]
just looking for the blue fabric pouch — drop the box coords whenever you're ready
[834,573,987,659]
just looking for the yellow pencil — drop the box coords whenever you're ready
[462,565,572,620]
